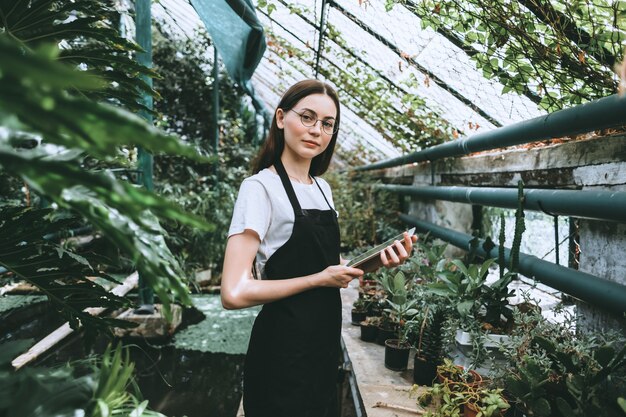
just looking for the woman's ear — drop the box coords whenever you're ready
[276,108,285,129]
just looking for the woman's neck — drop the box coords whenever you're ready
[280,150,312,183]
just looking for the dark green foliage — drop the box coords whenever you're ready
[0,0,159,114]
[482,180,526,329]
[0,339,95,417]
[417,306,447,363]
[502,307,626,417]
[0,16,211,323]
[151,29,258,276]
[0,207,135,335]
[0,341,165,417]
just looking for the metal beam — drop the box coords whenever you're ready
[314,0,329,79]
[379,185,626,223]
[399,213,626,315]
[135,0,154,310]
[358,93,626,171]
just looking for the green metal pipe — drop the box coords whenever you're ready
[358,93,626,171]
[212,47,219,155]
[378,185,626,223]
[398,213,626,315]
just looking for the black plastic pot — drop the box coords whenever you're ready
[413,355,437,386]
[376,327,396,346]
[384,339,411,371]
[360,323,378,342]
[351,310,367,326]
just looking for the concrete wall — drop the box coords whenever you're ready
[379,134,626,333]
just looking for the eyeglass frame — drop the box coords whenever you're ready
[289,109,339,135]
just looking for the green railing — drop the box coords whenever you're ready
[376,185,626,223]
[400,214,626,315]
[357,95,626,315]
[357,93,626,171]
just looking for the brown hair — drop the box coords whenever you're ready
[252,79,341,176]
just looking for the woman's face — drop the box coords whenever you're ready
[276,93,337,161]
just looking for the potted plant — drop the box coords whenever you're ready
[376,311,398,346]
[413,382,463,417]
[351,297,370,325]
[412,378,509,417]
[360,316,380,342]
[383,296,418,371]
[497,305,626,417]
[436,358,483,390]
[464,387,510,417]
[374,270,406,345]
[412,305,448,386]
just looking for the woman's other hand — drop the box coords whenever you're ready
[380,231,418,268]
[318,265,363,288]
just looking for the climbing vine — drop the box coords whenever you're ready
[387,0,626,111]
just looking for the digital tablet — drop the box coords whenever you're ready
[347,227,416,273]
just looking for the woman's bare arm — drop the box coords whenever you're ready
[221,230,363,310]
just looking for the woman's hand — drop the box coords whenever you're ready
[318,265,364,288]
[380,231,418,269]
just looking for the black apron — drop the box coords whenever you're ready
[243,158,342,417]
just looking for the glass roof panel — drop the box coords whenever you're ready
[153,0,547,161]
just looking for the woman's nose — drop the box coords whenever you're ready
[309,120,322,134]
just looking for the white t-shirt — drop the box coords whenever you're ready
[227,168,337,279]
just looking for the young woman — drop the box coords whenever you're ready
[221,79,416,417]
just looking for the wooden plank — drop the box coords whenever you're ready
[11,272,138,370]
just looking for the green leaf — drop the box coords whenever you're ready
[531,397,551,417]
[555,397,575,417]
[595,344,616,368]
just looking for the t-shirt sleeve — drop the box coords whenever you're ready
[227,179,271,241]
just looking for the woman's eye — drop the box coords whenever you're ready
[302,115,314,122]
[323,121,335,129]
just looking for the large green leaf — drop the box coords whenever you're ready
[0,35,210,162]
[0,206,134,332]
[0,150,215,317]
[0,0,159,113]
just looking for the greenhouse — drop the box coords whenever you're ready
[1,0,625,416]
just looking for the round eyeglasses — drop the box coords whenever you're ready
[290,109,338,135]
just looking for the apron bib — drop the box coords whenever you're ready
[243,158,341,417]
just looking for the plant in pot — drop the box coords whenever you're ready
[436,358,483,391]
[351,297,370,325]
[376,311,397,346]
[495,304,626,417]
[411,304,448,386]
[375,270,407,346]
[383,295,418,371]
[464,387,510,417]
[413,381,510,417]
[413,381,463,417]
[360,316,380,343]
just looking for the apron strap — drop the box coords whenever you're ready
[274,158,303,215]
[312,177,336,215]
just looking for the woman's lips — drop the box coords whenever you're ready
[302,140,320,147]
